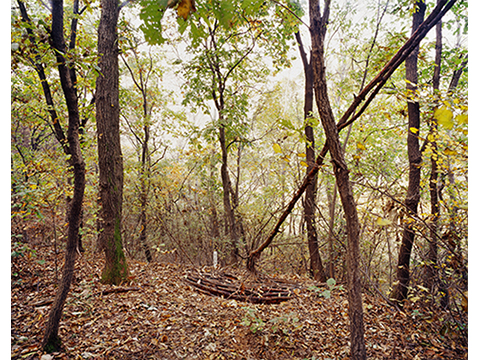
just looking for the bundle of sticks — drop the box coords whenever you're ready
[184,271,296,304]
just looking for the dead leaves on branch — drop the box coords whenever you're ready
[11,243,467,359]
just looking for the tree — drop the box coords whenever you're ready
[424,0,443,292]
[96,0,129,284]
[119,19,173,262]
[392,0,426,304]
[308,0,366,357]
[246,0,457,275]
[13,0,89,351]
[175,1,297,262]
[295,30,327,282]
[37,0,86,351]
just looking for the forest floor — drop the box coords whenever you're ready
[11,243,467,360]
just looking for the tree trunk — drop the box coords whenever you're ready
[295,31,327,282]
[392,0,426,303]
[208,154,221,239]
[219,123,240,262]
[96,0,129,284]
[139,115,152,263]
[309,1,366,358]
[42,0,86,352]
[140,184,152,262]
[424,1,442,291]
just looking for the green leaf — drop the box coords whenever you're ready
[434,107,454,129]
[326,278,336,288]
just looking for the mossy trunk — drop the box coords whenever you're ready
[96,0,129,284]
[101,217,129,284]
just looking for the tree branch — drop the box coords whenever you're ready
[247,0,457,267]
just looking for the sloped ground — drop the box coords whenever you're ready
[11,244,467,359]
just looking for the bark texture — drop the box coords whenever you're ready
[219,123,240,261]
[295,31,327,282]
[424,1,442,291]
[96,0,129,284]
[41,0,86,352]
[392,0,426,303]
[308,1,366,358]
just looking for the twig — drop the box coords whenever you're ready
[100,286,141,296]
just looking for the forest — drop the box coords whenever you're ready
[10,0,468,359]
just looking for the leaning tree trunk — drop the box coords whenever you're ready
[96,0,129,285]
[295,31,327,282]
[392,0,426,303]
[309,1,366,358]
[42,0,86,352]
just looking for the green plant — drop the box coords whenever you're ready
[308,278,344,299]
[11,242,36,258]
[241,307,266,334]
[241,307,302,335]
[269,312,302,335]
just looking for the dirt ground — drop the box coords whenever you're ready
[11,244,467,359]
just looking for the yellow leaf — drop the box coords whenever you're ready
[357,142,366,150]
[273,143,282,154]
[300,161,308,167]
[297,153,306,158]
[376,217,392,226]
[443,148,457,156]
[409,127,419,134]
[177,0,195,20]
[410,296,420,303]
[456,113,468,124]
[434,107,454,130]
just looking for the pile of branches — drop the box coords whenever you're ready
[184,270,297,304]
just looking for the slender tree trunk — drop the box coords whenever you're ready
[139,105,152,262]
[424,2,442,291]
[295,31,327,282]
[309,1,366,358]
[96,0,129,284]
[140,175,152,262]
[392,0,426,303]
[219,122,240,262]
[208,153,221,239]
[42,0,86,351]
[326,185,337,278]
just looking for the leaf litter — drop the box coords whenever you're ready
[11,245,467,359]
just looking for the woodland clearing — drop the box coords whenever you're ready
[11,242,467,359]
